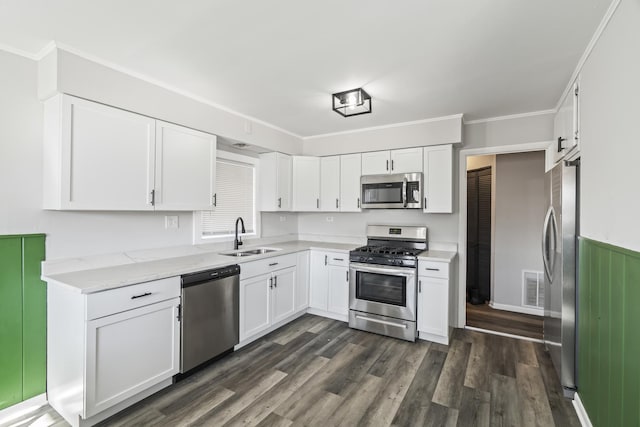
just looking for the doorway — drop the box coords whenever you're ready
[461,150,546,340]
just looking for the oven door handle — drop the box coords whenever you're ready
[349,262,417,276]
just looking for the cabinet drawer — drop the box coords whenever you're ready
[327,253,349,267]
[240,253,297,280]
[418,261,449,279]
[86,276,180,320]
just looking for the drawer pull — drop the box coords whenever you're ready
[131,292,152,300]
[426,268,440,271]
[333,258,344,262]
[269,262,279,266]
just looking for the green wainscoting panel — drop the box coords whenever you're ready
[21,235,47,399]
[578,237,640,427]
[0,234,46,411]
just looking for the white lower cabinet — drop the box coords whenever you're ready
[47,277,181,427]
[295,251,310,312]
[239,255,300,344]
[309,250,349,321]
[417,260,453,345]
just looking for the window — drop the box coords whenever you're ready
[198,154,257,240]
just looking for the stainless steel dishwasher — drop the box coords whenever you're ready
[180,264,239,373]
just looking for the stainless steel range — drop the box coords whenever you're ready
[348,225,427,342]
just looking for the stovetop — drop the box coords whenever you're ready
[352,245,424,257]
[349,244,425,268]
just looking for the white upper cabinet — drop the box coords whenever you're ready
[552,80,580,164]
[423,145,453,213]
[362,148,423,175]
[42,94,217,211]
[154,121,216,211]
[292,156,320,211]
[361,151,391,175]
[390,147,423,173]
[320,156,341,211]
[339,153,362,212]
[259,152,292,211]
[43,95,156,210]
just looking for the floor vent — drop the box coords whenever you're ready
[523,270,544,308]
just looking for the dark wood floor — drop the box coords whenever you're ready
[466,302,544,340]
[6,314,577,427]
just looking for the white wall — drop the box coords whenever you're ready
[578,0,640,252]
[466,155,495,171]
[302,115,462,156]
[464,113,554,149]
[0,51,297,260]
[492,151,545,309]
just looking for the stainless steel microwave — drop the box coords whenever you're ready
[360,173,423,209]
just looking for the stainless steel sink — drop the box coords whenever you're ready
[221,248,281,257]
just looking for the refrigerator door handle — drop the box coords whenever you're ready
[542,206,553,281]
[549,207,558,276]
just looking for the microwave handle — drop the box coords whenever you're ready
[402,177,408,208]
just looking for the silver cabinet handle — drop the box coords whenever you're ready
[426,268,440,271]
[333,258,344,261]
[424,197,427,209]
[131,292,152,300]
[269,262,279,266]
[317,198,319,209]
[386,159,389,171]
[418,280,422,293]
[278,197,282,208]
[391,159,394,170]
[269,277,273,289]
[274,275,278,287]
[324,255,327,265]
[336,198,339,209]
[150,189,155,206]
[212,193,217,207]
[346,271,349,282]
[357,197,360,208]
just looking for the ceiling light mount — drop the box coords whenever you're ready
[332,88,372,117]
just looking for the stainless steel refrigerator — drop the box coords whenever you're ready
[542,159,578,398]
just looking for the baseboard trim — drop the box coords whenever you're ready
[0,394,47,425]
[464,325,544,343]
[489,301,544,316]
[573,392,593,427]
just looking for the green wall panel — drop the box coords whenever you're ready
[0,234,46,411]
[0,237,24,410]
[579,237,640,427]
[21,235,46,399]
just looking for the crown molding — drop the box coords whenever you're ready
[463,109,555,125]
[303,113,464,140]
[555,0,621,111]
[0,43,39,60]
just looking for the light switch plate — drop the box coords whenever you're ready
[165,215,179,229]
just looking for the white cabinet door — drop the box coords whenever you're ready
[361,151,391,175]
[320,156,341,211]
[240,274,271,341]
[553,81,579,164]
[295,251,310,312]
[339,153,362,212]
[292,156,320,211]
[309,251,329,310]
[58,95,156,210]
[271,267,296,324]
[390,147,423,173]
[423,145,453,213]
[327,265,349,316]
[277,153,293,211]
[417,277,449,337]
[154,121,216,211]
[85,298,180,418]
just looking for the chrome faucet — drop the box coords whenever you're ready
[234,217,246,250]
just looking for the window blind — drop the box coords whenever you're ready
[202,160,255,236]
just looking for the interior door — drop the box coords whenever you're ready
[466,167,492,304]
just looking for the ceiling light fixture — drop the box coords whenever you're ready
[332,88,372,117]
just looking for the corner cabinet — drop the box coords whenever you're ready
[423,145,453,213]
[42,94,217,211]
[552,80,580,165]
[46,277,181,427]
[417,260,454,345]
[259,152,292,211]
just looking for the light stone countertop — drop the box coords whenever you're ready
[417,250,457,263]
[43,240,357,294]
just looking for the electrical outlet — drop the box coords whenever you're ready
[326,216,334,222]
[165,215,179,229]
[279,216,286,222]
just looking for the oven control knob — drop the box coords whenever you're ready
[367,257,374,262]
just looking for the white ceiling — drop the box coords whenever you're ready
[0,0,612,137]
